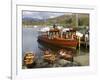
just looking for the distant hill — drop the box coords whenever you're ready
[22,13,89,27]
[45,15,73,26]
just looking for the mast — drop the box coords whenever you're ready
[75,13,79,28]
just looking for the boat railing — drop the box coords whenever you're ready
[46,29,77,40]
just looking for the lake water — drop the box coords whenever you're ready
[22,27,42,58]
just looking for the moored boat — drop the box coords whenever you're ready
[38,35,78,49]
[37,25,78,49]
[58,49,73,62]
[43,49,56,64]
[23,52,36,68]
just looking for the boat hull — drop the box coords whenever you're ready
[38,35,78,49]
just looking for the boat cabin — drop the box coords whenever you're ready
[47,27,77,40]
[47,28,60,39]
[65,29,77,39]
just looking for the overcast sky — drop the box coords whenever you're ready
[22,11,72,19]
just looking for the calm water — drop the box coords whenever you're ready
[22,26,89,58]
[22,27,42,58]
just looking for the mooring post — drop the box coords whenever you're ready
[78,37,81,54]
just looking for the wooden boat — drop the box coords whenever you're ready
[38,28,78,49]
[58,49,73,62]
[23,52,36,68]
[43,50,56,64]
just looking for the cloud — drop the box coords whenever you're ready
[23,11,33,15]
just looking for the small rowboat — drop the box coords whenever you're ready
[43,50,56,64]
[23,52,36,68]
[58,49,73,62]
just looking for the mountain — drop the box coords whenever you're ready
[22,13,89,27]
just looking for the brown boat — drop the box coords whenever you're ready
[38,27,78,49]
[23,52,36,68]
[58,49,73,62]
[43,49,56,64]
